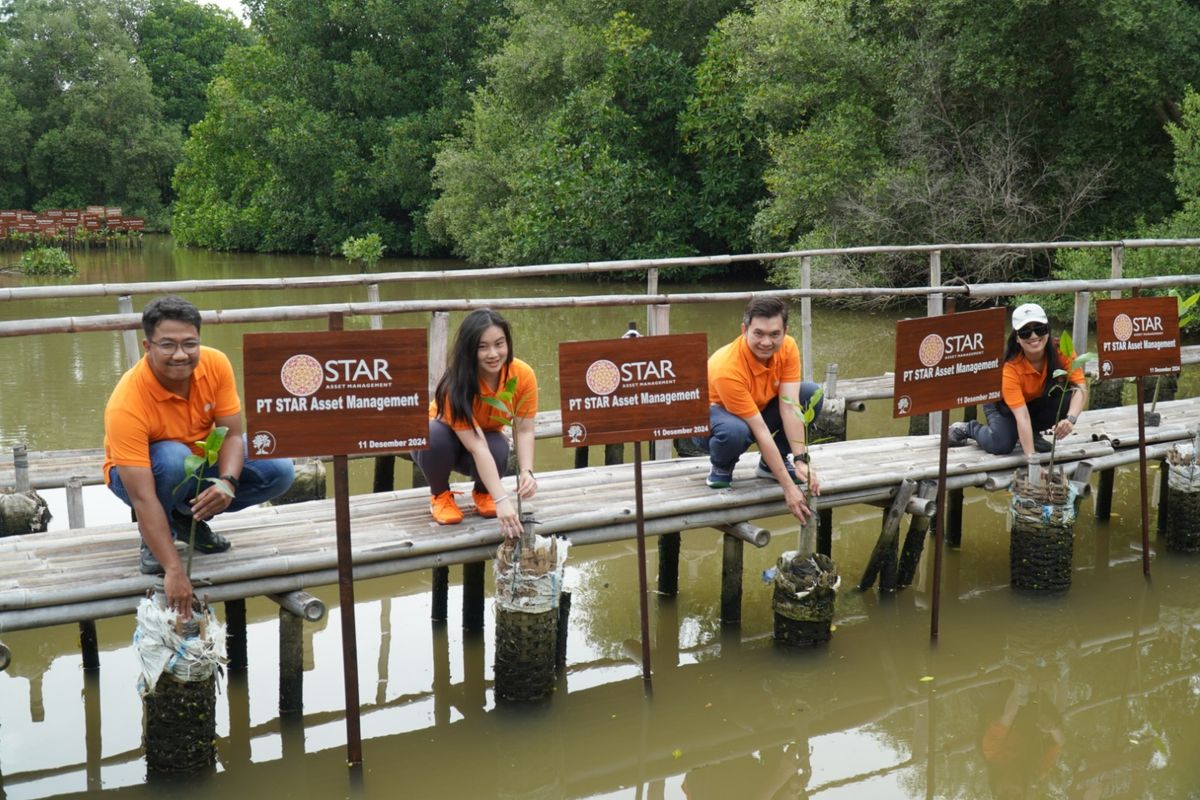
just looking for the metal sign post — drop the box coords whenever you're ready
[1096,295,1182,578]
[243,320,429,766]
[893,305,1006,639]
[559,333,709,686]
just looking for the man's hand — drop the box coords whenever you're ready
[795,461,820,495]
[1053,418,1074,439]
[783,483,812,523]
[163,567,194,621]
[189,480,234,521]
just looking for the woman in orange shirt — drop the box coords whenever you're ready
[413,309,538,537]
[949,303,1086,456]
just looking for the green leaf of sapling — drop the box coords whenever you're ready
[183,453,205,477]
[205,476,236,497]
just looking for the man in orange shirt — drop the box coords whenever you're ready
[693,297,823,522]
[104,296,294,616]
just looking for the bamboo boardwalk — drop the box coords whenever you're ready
[1,397,1198,643]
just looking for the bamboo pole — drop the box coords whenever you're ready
[66,476,99,672]
[270,591,326,622]
[716,522,771,548]
[8,274,1200,339]
[801,256,814,383]
[116,296,139,370]
[367,284,382,330]
[5,237,1199,304]
[1072,291,1090,356]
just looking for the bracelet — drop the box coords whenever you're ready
[493,494,511,504]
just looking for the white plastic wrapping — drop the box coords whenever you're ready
[134,596,227,696]
[493,535,570,614]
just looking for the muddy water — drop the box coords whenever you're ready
[1,239,1198,798]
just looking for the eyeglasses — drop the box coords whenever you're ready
[149,339,201,354]
[1016,324,1049,340]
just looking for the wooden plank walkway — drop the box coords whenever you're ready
[2,398,1198,637]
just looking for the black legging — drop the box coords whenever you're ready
[412,419,510,494]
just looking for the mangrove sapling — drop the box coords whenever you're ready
[1045,331,1094,485]
[782,388,824,552]
[340,233,385,272]
[482,376,524,520]
[172,426,233,579]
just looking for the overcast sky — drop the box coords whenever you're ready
[205,0,246,20]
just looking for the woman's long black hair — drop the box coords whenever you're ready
[434,309,514,427]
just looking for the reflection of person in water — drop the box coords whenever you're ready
[981,679,1064,799]
[682,741,811,800]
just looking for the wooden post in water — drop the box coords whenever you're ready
[1096,469,1116,519]
[945,488,964,548]
[657,532,680,596]
[225,598,247,671]
[462,561,485,632]
[117,295,139,370]
[720,532,743,625]
[278,607,303,714]
[65,477,100,672]
[859,479,918,592]
[898,480,938,587]
[428,311,451,622]
[1158,460,1170,535]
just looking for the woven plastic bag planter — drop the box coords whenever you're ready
[493,526,569,702]
[1165,447,1200,553]
[1009,471,1079,592]
[773,551,840,647]
[136,593,226,775]
[0,488,50,536]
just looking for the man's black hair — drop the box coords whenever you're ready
[142,295,202,339]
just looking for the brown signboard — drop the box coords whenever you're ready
[559,333,709,447]
[893,307,1007,418]
[243,329,429,459]
[1095,297,1181,380]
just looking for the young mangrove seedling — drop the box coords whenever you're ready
[782,387,825,550]
[1046,331,1094,483]
[172,426,233,579]
[482,376,523,519]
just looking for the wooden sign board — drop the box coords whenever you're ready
[893,307,1007,418]
[244,329,429,459]
[559,333,709,447]
[1095,297,1181,380]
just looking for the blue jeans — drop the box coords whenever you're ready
[107,437,295,520]
[693,382,824,469]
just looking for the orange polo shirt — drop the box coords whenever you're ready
[103,346,242,483]
[708,334,802,418]
[1001,345,1084,409]
[430,358,538,432]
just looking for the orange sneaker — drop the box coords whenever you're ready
[472,490,497,518]
[430,491,463,525]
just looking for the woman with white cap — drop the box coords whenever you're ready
[948,303,1087,456]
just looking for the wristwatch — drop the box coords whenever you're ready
[795,453,811,464]
[1066,414,1078,425]
[221,474,240,492]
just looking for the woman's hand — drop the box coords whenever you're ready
[497,496,522,539]
[1053,417,1074,439]
[517,468,537,499]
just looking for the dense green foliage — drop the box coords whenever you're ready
[18,246,74,275]
[6,0,1200,274]
[341,232,384,271]
[0,0,246,224]
[171,0,504,254]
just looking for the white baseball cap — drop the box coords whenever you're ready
[1011,303,1049,331]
